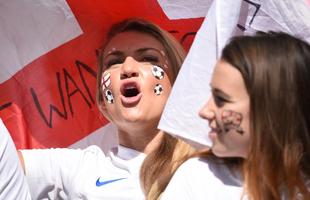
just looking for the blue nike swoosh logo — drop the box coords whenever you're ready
[96,177,127,187]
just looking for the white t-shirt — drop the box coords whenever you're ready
[21,145,146,200]
[161,157,245,200]
[0,119,31,200]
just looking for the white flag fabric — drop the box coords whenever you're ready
[157,0,212,19]
[0,0,82,84]
[159,0,310,148]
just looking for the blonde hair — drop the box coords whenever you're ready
[95,18,195,199]
[142,135,195,200]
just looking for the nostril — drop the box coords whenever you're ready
[120,74,129,80]
[131,72,138,77]
[120,72,138,80]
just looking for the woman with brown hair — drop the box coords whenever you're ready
[162,32,310,200]
[19,18,193,200]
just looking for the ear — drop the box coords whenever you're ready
[98,101,113,122]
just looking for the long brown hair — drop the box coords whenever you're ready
[96,18,194,199]
[222,32,310,199]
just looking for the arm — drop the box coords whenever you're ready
[20,147,83,199]
[0,119,31,200]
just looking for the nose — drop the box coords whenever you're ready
[199,96,216,121]
[120,57,139,79]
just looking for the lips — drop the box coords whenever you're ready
[120,80,142,107]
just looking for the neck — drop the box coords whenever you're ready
[118,127,164,154]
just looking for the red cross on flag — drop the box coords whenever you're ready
[0,0,204,149]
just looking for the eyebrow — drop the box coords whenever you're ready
[103,47,163,60]
[212,88,232,100]
[103,51,124,60]
[135,47,163,54]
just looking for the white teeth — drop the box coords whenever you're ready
[126,86,136,90]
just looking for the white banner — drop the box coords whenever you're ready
[157,0,212,19]
[0,0,82,83]
[159,0,310,148]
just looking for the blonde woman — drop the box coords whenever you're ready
[19,18,193,199]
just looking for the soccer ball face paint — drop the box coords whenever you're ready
[152,65,165,80]
[154,84,163,95]
[151,65,165,96]
[105,89,114,104]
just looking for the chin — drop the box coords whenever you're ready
[211,146,232,158]
[122,113,143,123]
[211,147,245,159]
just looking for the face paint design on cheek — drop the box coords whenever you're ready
[221,109,244,134]
[154,84,163,95]
[104,89,114,104]
[151,65,165,80]
[101,72,111,89]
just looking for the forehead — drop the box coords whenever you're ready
[103,31,165,56]
[212,60,247,97]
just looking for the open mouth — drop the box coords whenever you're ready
[123,86,139,97]
[120,81,142,107]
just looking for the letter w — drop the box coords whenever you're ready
[30,72,67,128]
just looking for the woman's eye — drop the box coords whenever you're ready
[140,55,159,63]
[105,58,124,68]
[214,95,227,107]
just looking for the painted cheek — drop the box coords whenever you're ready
[151,65,165,80]
[149,65,167,96]
[154,83,163,95]
[101,71,115,104]
[101,72,111,89]
[221,109,244,134]
[104,89,114,104]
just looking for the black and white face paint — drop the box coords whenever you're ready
[104,89,114,104]
[101,71,114,104]
[151,65,165,96]
[154,84,163,95]
[151,65,165,80]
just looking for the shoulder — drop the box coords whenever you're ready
[21,145,108,175]
[174,157,230,178]
[178,157,241,182]
[162,157,243,200]
[21,145,106,157]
